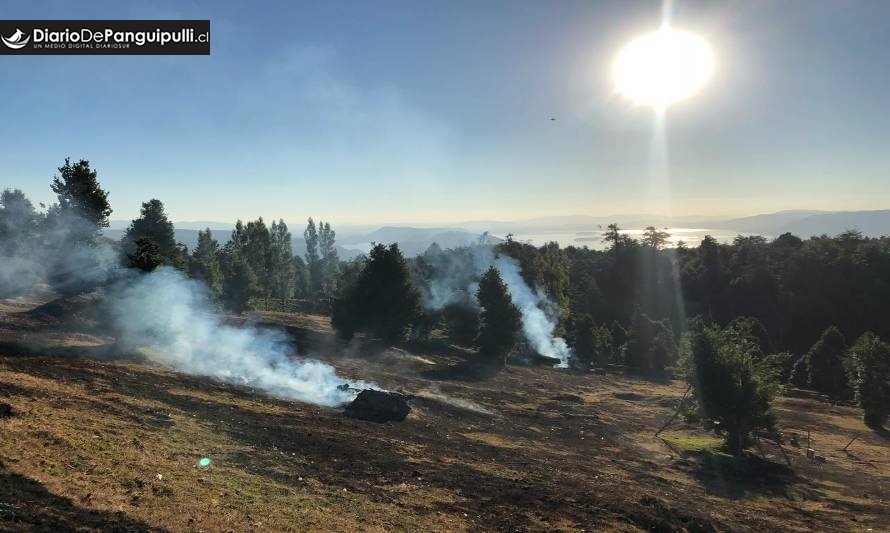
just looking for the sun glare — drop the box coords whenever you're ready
[613,28,714,109]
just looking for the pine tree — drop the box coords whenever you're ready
[121,199,182,268]
[244,217,272,298]
[128,237,164,272]
[49,158,112,240]
[684,321,777,454]
[790,326,849,398]
[475,266,522,364]
[304,218,322,299]
[221,255,259,315]
[269,219,296,303]
[318,221,340,298]
[331,243,421,344]
[190,228,223,299]
[846,332,890,429]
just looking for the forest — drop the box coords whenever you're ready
[2,159,890,452]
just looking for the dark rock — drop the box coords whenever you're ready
[0,403,13,418]
[344,390,411,423]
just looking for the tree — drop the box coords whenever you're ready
[846,332,890,429]
[121,199,182,268]
[571,314,614,368]
[475,266,522,364]
[189,228,223,299]
[49,158,112,241]
[0,189,44,297]
[625,309,677,375]
[244,217,272,298]
[790,326,849,398]
[331,243,421,344]
[602,223,634,252]
[641,226,671,250]
[128,237,164,272]
[269,220,296,303]
[221,255,259,314]
[683,321,777,454]
[442,300,480,347]
[318,221,340,298]
[304,218,322,299]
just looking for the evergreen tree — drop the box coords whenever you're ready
[790,326,849,398]
[331,243,421,344]
[128,237,164,272]
[475,266,522,364]
[0,189,44,297]
[244,217,272,298]
[189,228,223,299]
[625,309,677,374]
[121,199,182,268]
[442,300,480,347]
[846,332,890,429]
[221,255,259,315]
[304,218,322,299]
[683,321,777,454]
[49,157,112,240]
[269,219,296,303]
[572,314,614,368]
[318,221,340,298]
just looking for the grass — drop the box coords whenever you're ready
[660,431,730,457]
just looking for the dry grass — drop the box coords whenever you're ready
[0,294,888,532]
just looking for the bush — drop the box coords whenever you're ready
[682,321,777,454]
[790,326,850,398]
[846,332,890,429]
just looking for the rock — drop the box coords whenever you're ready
[344,390,411,423]
[0,403,13,418]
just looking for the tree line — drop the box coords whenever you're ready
[2,159,889,449]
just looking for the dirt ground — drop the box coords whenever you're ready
[0,293,887,532]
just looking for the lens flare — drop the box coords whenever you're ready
[613,28,714,108]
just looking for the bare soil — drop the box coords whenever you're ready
[0,293,887,532]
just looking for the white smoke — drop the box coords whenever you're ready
[493,255,571,368]
[107,267,372,407]
[419,243,572,368]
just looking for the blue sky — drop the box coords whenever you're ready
[1,0,889,225]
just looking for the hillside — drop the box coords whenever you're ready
[0,295,888,531]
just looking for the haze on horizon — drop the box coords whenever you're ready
[2,0,889,226]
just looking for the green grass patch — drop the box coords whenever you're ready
[660,432,731,457]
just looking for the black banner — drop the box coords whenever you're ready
[0,20,210,55]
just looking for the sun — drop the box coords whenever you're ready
[613,28,714,109]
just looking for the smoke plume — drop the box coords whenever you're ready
[0,193,371,407]
[106,267,371,407]
[419,243,572,367]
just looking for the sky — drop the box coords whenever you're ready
[1,0,889,226]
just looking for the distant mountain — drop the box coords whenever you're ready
[782,210,890,237]
[716,210,829,234]
[714,210,890,238]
